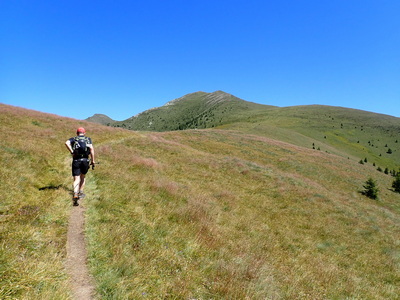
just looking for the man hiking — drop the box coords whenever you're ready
[65,127,95,206]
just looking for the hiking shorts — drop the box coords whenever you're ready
[72,158,90,176]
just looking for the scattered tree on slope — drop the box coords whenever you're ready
[392,174,400,193]
[362,177,379,200]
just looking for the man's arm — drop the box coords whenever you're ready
[88,144,95,164]
[65,140,74,154]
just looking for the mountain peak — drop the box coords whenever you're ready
[205,90,238,105]
[86,113,115,125]
[165,91,208,106]
[165,91,235,107]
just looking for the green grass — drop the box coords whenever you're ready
[1,103,400,299]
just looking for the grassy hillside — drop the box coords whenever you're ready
[1,103,399,299]
[219,105,400,171]
[112,90,273,131]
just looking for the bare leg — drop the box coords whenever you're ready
[73,174,86,194]
[73,176,81,194]
[79,174,86,193]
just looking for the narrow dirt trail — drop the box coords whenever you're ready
[66,197,96,300]
[64,161,99,300]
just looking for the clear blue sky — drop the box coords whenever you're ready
[1,0,399,120]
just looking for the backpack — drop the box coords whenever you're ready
[72,136,91,158]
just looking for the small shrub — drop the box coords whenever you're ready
[362,178,379,200]
[32,120,41,126]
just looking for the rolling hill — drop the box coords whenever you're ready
[1,102,400,299]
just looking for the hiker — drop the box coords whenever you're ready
[65,127,95,205]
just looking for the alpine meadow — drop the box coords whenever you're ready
[1,91,400,299]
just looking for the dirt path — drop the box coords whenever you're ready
[66,198,96,299]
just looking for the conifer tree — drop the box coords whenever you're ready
[362,178,379,200]
[392,174,400,193]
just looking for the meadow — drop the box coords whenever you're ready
[1,103,399,299]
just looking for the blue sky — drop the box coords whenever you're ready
[1,0,399,120]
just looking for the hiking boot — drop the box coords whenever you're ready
[73,193,79,206]
[78,191,86,199]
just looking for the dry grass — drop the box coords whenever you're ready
[86,128,399,299]
[1,104,399,299]
[1,105,72,299]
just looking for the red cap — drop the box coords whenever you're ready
[77,127,86,134]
